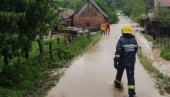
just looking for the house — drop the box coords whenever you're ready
[52,0,109,42]
[52,8,75,32]
[155,0,170,7]
[60,9,75,26]
[71,0,108,29]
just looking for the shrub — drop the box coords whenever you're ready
[160,47,170,61]
[0,88,22,97]
[0,33,100,97]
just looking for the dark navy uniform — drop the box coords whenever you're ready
[114,34,138,97]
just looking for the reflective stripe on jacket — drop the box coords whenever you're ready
[114,34,138,63]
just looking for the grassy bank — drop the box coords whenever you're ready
[141,32,170,61]
[142,33,155,43]
[0,32,101,97]
[160,46,170,61]
[138,51,170,94]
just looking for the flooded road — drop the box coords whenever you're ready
[46,16,166,97]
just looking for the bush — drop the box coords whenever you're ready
[142,32,155,43]
[0,88,22,97]
[2,56,48,89]
[0,33,100,97]
[123,0,145,22]
[154,6,170,28]
[142,32,170,61]
[160,47,170,61]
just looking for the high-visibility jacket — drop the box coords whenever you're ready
[101,24,106,30]
[114,34,138,65]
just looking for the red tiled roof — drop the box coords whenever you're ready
[157,0,170,7]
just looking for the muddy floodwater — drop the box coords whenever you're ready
[46,16,167,97]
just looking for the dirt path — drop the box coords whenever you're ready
[46,16,166,97]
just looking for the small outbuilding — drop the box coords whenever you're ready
[72,0,108,29]
[60,9,75,26]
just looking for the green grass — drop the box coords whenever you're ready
[141,31,170,61]
[138,51,170,95]
[0,33,101,97]
[160,46,170,61]
[0,88,22,97]
[142,32,155,43]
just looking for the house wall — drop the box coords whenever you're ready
[73,16,106,29]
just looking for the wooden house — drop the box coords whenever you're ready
[71,0,108,29]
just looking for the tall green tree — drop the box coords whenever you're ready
[115,0,128,8]
[0,0,27,64]
[95,0,118,23]
[144,0,154,12]
[123,0,146,22]
[26,0,59,55]
[154,6,170,28]
[0,0,60,64]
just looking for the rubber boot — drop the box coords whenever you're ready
[129,89,136,97]
[129,95,136,97]
[114,80,123,90]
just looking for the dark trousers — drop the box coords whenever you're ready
[115,62,136,96]
[101,30,106,35]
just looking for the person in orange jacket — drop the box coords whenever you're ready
[106,22,110,35]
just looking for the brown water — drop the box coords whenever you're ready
[46,16,167,97]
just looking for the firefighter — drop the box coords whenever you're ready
[114,24,138,97]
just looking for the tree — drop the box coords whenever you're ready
[154,6,170,28]
[144,0,154,12]
[0,0,27,64]
[0,0,60,65]
[115,0,128,8]
[123,0,146,22]
[95,0,118,23]
[26,0,59,55]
